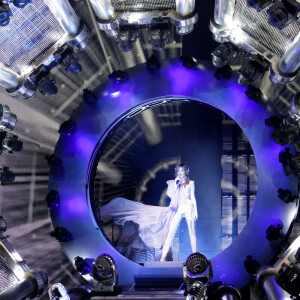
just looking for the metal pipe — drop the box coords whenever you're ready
[44,0,80,36]
[278,32,300,75]
[88,0,115,21]
[176,0,195,17]
[263,277,287,300]
[0,64,21,90]
[214,0,235,26]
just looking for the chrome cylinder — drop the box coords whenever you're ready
[278,33,300,75]
[44,0,80,36]
[88,0,115,21]
[176,0,195,17]
[214,0,235,26]
[0,64,21,90]
[263,277,286,300]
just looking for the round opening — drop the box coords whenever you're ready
[89,99,257,263]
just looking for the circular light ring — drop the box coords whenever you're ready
[48,59,298,288]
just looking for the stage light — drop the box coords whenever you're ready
[146,54,160,73]
[244,255,261,274]
[116,29,138,52]
[148,25,171,51]
[45,190,60,208]
[247,0,272,11]
[83,89,98,106]
[50,227,72,242]
[211,43,238,68]
[0,2,11,27]
[278,188,297,204]
[271,125,298,146]
[108,70,129,84]
[0,165,15,185]
[63,54,82,74]
[185,253,209,275]
[179,56,197,69]
[276,263,300,299]
[267,1,300,29]
[0,216,7,233]
[214,65,233,80]
[237,58,269,86]
[92,254,118,293]
[58,119,76,136]
[45,154,65,177]
[0,270,48,300]
[74,256,91,275]
[214,284,242,300]
[13,0,31,8]
[245,85,263,102]
[48,283,70,300]
[188,281,207,300]
[265,116,284,128]
[0,132,23,154]
[279,147,300,177]
[266,224,284,241]
[0,104,17,131]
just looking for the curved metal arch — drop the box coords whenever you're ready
[48,59,298,288]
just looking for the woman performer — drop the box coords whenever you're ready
[100,163,198,261]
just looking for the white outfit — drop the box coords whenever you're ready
[100,179,198,261]
[160,180,197,261]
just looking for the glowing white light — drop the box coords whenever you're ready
[111,91,120,97]
[12,265,26,281]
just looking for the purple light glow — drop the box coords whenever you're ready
[76,136,95,158]
[67,196,86,214]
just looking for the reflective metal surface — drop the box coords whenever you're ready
[0,64,20,90]
[44,0,80,36]
[214,0,235,26]
[175,0,195,17]
[89,0,115,21]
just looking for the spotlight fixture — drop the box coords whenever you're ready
[75,256,91,275]
[266,224,284,241]
[0,2,11,27]
[0,104,17,131]
[148,21,171,51]
[179,56,197,69]
[0,132,23,154]
[279,147,300,177]
[183,253,213,296]
[45,190,60,208]
[276,262,300,298]
[271,124,299,146]
[247,0,272,11]
[58,119,76,136]
[245,85,263,102]
[12,0,32,9]
[83,89,98,106]
[29,65,57,96]
[48,283,70,300]
[214,65,233,80]
[265,116,284,128]
[146,54,160,73]
[213,283,242,300]
[0,216,7,233]
[108,70,129,84]
[0,165,15,185]
[244,255,261,274]
[45,154,64,177]
[116,29,138,52]
[92,254,118,293]
[50,227,72,242]
[211,43,238,68]
[237,58,269,86]
[188,281,207,300]
[278,188,297,203]
[267,0,300,29]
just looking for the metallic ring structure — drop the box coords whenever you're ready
[48,59,298,288]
